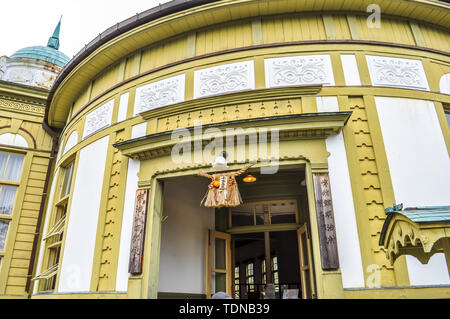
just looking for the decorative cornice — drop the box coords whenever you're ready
[137,154,310,188]
[380,212,450,265]
[140,85,322,121]
[0,96,45,116]
[114,111,351,161]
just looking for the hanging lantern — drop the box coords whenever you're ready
[243,174,256,183]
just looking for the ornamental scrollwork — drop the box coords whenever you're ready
[265,55,334,88]
[135,74,185,115]
[194,61,254,98]
[366,55,429,90]
[83,100,114,138]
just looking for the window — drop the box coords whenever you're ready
[34,160,74,291]
[0,152,24,264]
[230,200,298,228]
[261,256,279,291]
[234,265,240,299]
[445,110,450,128]
[245,261,255,293]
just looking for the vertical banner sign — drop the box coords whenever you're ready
[312,173,339,270]
[128,189,149,274]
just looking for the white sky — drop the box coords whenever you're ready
[0,0,172,58]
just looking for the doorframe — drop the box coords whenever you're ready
[136,159,344,299]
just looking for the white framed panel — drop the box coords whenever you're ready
[375,97,450,285]
[134,74,185,115]
[265,54,335,88]
[63,131,78,156]
[58,136,109,292]
[340,54,361,86]
[82,100,114,139]
[194,60,255,99]
[117,92,129,122]
[366,55,429,91]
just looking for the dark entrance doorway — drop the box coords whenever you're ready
[233,230,301,299]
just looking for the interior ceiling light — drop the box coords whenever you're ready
[243,174,256,183]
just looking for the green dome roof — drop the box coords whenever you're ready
[10,45,69,68]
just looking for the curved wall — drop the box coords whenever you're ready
[34,0,450,298]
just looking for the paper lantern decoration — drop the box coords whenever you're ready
[198,164,253,208]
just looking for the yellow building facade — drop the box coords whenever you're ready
[5,0,450,299]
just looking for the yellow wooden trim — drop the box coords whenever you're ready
[346,15,361,40]
[0,151,32,295]
[51,152,79,294]
[251,18,263,45]
[32,264,58,281]
[363,96,396,207]
[186,32,197,58]
[338,96,375,285]
[409,21,425,47]
[50,33,450,128]
[322,15,336,40]
[90,132,117,292]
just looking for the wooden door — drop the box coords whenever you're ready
[206,230,232,298]
[297,223,316,299]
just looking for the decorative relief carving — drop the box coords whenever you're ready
[134,74,185,115]
[265,55,335,88]
[194,61,255,98]
[83,99,114,139]
[156,99,301,133]
[366,55,429,90]
[0,97,45,115]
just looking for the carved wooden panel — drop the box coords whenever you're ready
[312,173,339,270]
[128,188,149,274]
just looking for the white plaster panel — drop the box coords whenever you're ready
[406,254,450,285]
[82,99,114,139]
[440,73,450,94]
[58,136,109,292]
[317,96,365,288]
[33,168,59,294]
[2,65,58,89]
[131,122,147,139]
[134,74,185,115]
[366,55,429,91]
[63,131,78,156]
[116,158,140,292]
[117,92,129,122]
[0,133,28,148]
[265,54,335,88]
[194,60,255,98]
[375,97,450,285]
[316,96,339,113]
[158,177,214,294]
[340,54,361,86]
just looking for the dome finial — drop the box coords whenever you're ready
[47,16,62,50]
